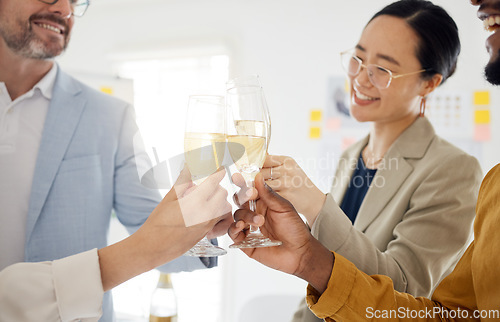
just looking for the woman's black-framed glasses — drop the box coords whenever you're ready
[340,50,427,89]
[37,0,90,17]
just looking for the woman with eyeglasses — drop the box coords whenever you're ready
[258,2,484,321]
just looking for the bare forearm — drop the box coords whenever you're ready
[97,236,152,291]
[97,232,181,291]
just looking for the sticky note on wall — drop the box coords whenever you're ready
[309,109,323,139]
[326,117,341,131]
[474,124,491,141]
[473,91,490,105]
[310,110,322,122]
[310,127,321,139]
[472,90,491,142]
[474,110,491,124]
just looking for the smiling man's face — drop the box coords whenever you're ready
[475,0,500,84]
[0,0,73,60]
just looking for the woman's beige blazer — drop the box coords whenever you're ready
[292,117,483,322]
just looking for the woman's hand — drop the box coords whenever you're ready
[132,167,232,266]
[99,167,232,290]
[261,155,326,225]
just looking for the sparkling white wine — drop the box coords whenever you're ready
[234,120,266,137]
[227,120,266,181]
[184,132,226,184]
[227,135,266,180]
[228,120,267,181]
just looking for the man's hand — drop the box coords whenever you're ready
[231,171,259,209]
[206,212,233,239]
[228,173,334,293]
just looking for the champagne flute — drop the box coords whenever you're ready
[226,75,271,149]
[183,95,227,257]
[226,85,282,248]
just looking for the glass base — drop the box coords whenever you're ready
[183,238,227,257]
[229,232,282,249]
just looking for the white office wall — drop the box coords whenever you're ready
[56,1,499,321]
[59,0,499,172]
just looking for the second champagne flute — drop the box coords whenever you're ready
[226,75,271,149]
[226,86,282,248]
[183,95,227,257]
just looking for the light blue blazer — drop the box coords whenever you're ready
[24,67,210,321]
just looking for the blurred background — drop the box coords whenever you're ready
[56,1,499,321]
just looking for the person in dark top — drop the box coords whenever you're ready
[339,154,377,224]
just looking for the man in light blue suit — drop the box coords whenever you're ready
[0,0,216,321]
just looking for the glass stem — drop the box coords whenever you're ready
[247,179,260,234]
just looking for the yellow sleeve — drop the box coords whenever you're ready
[434,163,500,316]
[307,253,446,321]
[306,164,500,321]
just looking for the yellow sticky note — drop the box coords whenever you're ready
[473,91,490,105]
[100,87,113,95]
[474,110,491,124]
[310,110,322,122]
[309,127,321,139]
[474,125,491,141]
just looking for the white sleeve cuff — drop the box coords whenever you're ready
[52,248,104,321]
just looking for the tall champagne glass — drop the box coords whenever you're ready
[226,86,282,248]
[226,75,271,149]
[183,95,227,257]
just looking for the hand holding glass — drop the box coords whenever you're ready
[226,86,282,248]
[183,95,227,257]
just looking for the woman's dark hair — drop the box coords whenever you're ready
[369,0,460,84]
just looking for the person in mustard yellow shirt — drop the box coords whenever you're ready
[231,165,500,320]
[229,0,500,316]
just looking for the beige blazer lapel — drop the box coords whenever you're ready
[354,155,412,231]
[353,117,436,232]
